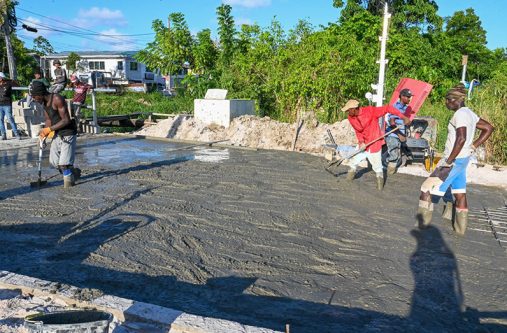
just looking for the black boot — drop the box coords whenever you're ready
[72,167,81,181]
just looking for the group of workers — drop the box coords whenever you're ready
[0,59,92,187]
[2,58,497,235]
[339,84,494,236]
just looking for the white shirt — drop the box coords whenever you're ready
[444,107,479,159]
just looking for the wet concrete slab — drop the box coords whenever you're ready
[0,135,506,332]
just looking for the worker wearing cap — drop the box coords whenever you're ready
[70,74,93,132]
[30,80,80,188]
[417,84,494,235]
[385,88,415,174]
[341,99,410,190]
[48,59,67,94]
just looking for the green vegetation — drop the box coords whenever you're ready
[134,1,506,163]
[67,91,194,119]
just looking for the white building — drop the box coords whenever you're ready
[41,51,168,87]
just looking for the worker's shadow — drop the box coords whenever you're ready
[408,226,487,331]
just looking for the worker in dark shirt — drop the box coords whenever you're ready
[0,72,20,140]
[31,81,80,188]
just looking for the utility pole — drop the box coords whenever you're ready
[372,2,391,107]
[461,55,468,83]
[1,4,17,80]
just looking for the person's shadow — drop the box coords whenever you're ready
[409,226,474,331]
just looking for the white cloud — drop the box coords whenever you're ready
[78,7,125,20]
[75,7,127,27]
[223,0,271,8]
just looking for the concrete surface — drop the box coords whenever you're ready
[0,135,506,333]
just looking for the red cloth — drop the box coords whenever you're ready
[348,105,406,153]
[72,82,92,103]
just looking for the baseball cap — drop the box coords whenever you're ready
[341,99,360,112]
[400,88,414,97]
[0,72,5,79]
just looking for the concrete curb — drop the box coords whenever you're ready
[0,271,281,333]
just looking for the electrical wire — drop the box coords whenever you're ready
[17,7,153,45]
[17,18,150,49]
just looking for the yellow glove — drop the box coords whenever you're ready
[39,127,52,139]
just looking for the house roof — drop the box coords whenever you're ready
[43,51,139,58]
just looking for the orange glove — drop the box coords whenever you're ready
[39,127,52,139]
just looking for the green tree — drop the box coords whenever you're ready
[216,4,236,66]
[32,36,54,56]
[445,8,490,81]
[192,29,217,74]
[334,1,442,32]
[65,52,80,72]
[136,13,193,75]
[446,8,487,56]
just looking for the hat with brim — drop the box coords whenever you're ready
[341,99,360,112]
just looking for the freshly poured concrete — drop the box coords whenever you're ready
[0,135,506,333]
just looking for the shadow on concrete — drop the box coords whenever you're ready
[1,216,506,332]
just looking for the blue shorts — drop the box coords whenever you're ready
[432,157,470,196]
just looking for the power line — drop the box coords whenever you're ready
[19,16,154,37]
[17,7,152,46]
[17,17,149,49]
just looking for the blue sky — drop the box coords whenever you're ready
[16,0,506,53]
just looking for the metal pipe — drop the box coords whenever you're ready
[91,90,98,134]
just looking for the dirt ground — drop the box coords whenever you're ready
[0,136,506,333]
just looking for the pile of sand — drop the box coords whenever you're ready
[136,114,356,154]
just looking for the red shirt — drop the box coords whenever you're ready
[348,105,406,153]
[72,82,92,103]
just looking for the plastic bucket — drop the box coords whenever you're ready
[24,310,112,333]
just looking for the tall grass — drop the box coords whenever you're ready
[468,82,507,165]
[65,91,194,119]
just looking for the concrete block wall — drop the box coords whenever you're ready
[194,99,255,128]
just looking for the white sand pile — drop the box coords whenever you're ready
[136,114,356,153]
[135,115,506,190]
